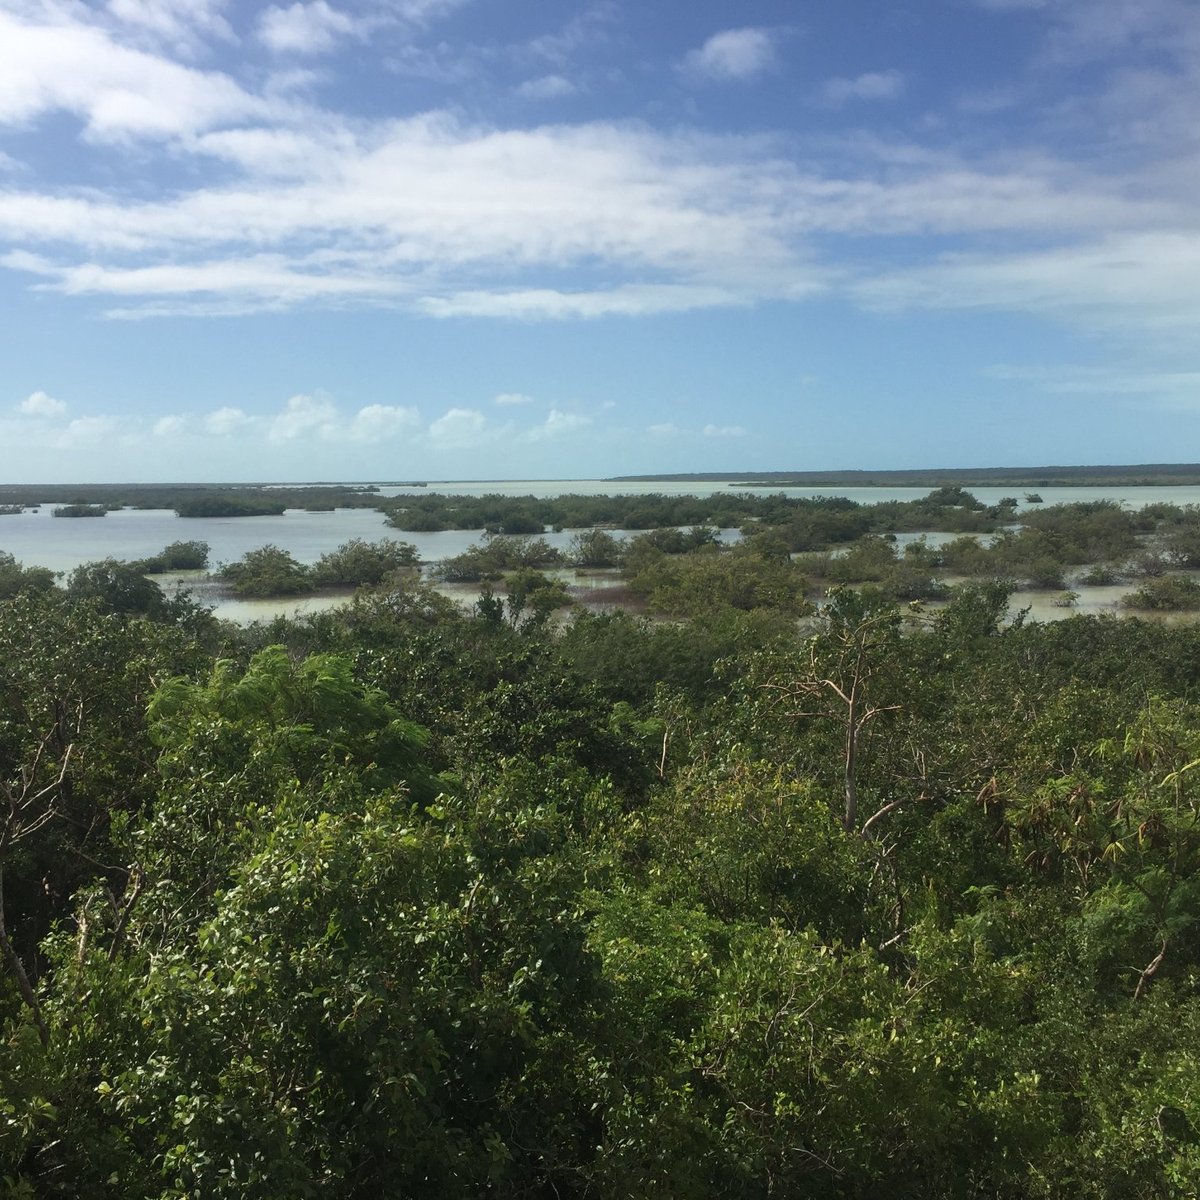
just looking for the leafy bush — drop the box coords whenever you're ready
[1078,563,1121,586]
[1122,575,1200,611]
[432,536,562,583]
[217,545,313,597]
[66,559,169,617]
[312,538,419,587]
[0,551,56,599]
[628,546,810,617]
[566,529,625,568]
[138,540,210,573]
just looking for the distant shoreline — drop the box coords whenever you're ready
[610,464,1200,488]
[6,464,1200,493]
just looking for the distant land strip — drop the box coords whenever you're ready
[610,464,1200,488]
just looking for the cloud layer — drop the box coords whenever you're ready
[0,0,1198,392]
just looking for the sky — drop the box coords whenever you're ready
[1,0,1199,482]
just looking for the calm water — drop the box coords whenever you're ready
[5,481,1198,576]
[3,480,1197,623]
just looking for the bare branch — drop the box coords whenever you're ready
[0,868,48,1047]
[861,797,907,839]
[1134,935,1168,1002]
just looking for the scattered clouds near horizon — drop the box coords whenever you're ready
[682,27,778,82]
[427,407,489,449]
[6,389,611,459]
[524,409,591,441]
[152,413,187,437]
[645,420,747,440]
[204,406,254,436]
[18,389,66,417]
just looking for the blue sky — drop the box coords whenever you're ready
[1,0,1198,482]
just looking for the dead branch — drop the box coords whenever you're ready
[1133,935,1168,1002]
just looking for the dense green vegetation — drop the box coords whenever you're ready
[2,538,1200,1196]
[176,496,289,518]
[137,540,211,573]
[0,484,382,512]
[216,538,421,598]
[51,504,107,518]
[0,553,55,600]
[310,537,420,587]
[380,486,1006,537]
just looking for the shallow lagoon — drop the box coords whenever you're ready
[3,480,1198,623]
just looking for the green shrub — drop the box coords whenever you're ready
[1122,575,1200,611]
[217,545,313,597]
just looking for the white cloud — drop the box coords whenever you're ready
[258,0,466,57]
[5,252,407,309]
[524,408,591,440]
[189,395,425,443]
[495,392,534,406]
[1036,0,1199,66]
[18,389,66,417]
[517,74,575,101]
[856,231,1200,339]
[648,422,678,436]
[105,0,235,55]
[683,28,777,82]
[524,6,616,67]
[0,0,1194,350]
[55,415,123,447]
[269,391,338,440]
[346,403,420,440]
[388,0,471,25]
[974,0,1047,10]
[0,98,1166,324]
[258,2,367,56]
[820,70,906,106]
[703,423,746,437]
[0,108,824,316]
[421,284,757,320]
[153,414,187,436]
[0,10,284,140]
[204,405,252,435]
[427,407,488,448]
